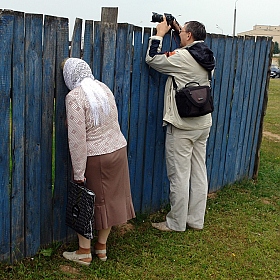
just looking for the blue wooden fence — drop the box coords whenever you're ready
[0,8,272,262]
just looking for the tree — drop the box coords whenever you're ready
[273,41,279,54]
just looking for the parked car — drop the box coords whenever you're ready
[270,66,280,78]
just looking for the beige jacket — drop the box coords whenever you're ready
[146,35,212,130]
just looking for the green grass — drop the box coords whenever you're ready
[263,78,280,135]
[1,79,280,279]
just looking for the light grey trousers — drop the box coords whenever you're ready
[165,124,211,231]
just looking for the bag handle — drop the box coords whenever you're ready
[185,81,200,87]
[172,71,212,90]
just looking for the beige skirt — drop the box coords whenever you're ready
[85,147,135,230]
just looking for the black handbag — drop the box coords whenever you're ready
[66,181,95,239]
[172,75,214,118]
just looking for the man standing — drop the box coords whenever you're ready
[146,18,215,231]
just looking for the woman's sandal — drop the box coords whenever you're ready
[62,251,92,266]
[94,242,107,261]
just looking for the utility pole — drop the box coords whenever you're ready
[233,0,238,36]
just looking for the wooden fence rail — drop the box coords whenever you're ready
[0,7,272,262]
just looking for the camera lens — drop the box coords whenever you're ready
[151,12,164,23]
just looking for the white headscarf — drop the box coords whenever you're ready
[63,58,110,126]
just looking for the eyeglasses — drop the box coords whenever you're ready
[179,29,188,34]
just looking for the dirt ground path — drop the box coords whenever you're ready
[263,131,280,142]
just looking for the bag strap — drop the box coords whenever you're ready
[172,76,178,90]
[171,45,213,90]
[172,71,212,90]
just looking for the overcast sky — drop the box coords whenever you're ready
[1,0,279,36]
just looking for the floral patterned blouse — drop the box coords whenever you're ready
[65,81,127,180]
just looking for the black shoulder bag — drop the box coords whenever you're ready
[172,72,214,118]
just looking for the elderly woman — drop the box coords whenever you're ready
[62,58,135,265]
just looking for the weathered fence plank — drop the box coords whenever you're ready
[224,37,245,185]
[208,35,227,191]
[243,38,262,177]
[83,20,93,68]
[128,26,143,208]
[141,67,160,212]
[234,37,255,181]
[120,24,133,140]
[101,23,117,91]
[24,13,43,257]
[114,23,133,139]
[11,11,25,263]
[114,23,127,124]
[249,37,272,178]
[40,15,57,245]
[53,17,71,242]
[92,21,102,81]
[70,18,82,58]
[133,27,151,212]
[218,37,237,188]
[0,9,13,262]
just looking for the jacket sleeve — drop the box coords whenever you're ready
[145,35,183,76]
[65,91,87,181]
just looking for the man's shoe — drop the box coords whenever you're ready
[186,225,202,231]
[152,221,173,232]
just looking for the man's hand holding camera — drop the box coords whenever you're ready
[152,12,181,37]
[155,17,171,37]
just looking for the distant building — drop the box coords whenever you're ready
[238,25,280,44]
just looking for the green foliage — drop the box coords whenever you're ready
[273,41,279,54]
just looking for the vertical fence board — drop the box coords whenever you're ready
[243,37,263,176]
[223,37,245,185]
[234,37,255,180]
[219,37,237,188]
[53,17,71,242]
[24,13,43,257]
[70,18,82,58]
[205,35,219,185]
[83,20,93,67]
[114,24,128,126]
[128,26,142,209]
[249,38,272,178]
[233,37,253,180]
[40,15,57,245]
[11,11,25,262]
[93,21,102,80]
[101,23,117,91]
[133,27,151,212]
[151,34,170,210]
[120,24,133,139]
[0,9,13,262]
[208,35,226,191]
[141,67,160,212]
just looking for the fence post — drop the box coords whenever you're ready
[99,7,118,91]
[101,7,118,23]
